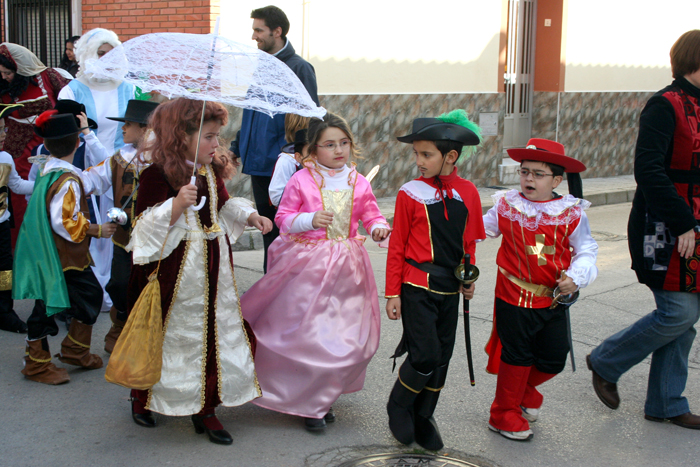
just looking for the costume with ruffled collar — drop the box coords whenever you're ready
[483,188,598,373]
[386,168,486,297]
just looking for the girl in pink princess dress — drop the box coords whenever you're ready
[241,112,390,432]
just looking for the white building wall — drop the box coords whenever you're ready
[220,0,502,94]
[564,1,699,91]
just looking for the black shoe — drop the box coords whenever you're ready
[192,414,233,445]
[387,361,433,445]
[586,355,620,409]
[415,415,444,451]
[130,399,156,428]
[645,412,700,430]
[0,311,28,333]
[324,407,336,423]
[304,417,327,432]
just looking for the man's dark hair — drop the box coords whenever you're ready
[251,6,290,39]
[434,140,463,161]
[43,134,79,158]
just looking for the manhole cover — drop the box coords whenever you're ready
[337,453,486,467]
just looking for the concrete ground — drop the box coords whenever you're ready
[3,190,700,466]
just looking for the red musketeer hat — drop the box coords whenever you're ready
[507,138,586,173]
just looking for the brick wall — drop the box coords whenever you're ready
[0,0,5,42]
[81,0,219,40]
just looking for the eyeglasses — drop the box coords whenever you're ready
[519,168,555,180]
[316,140,351,151]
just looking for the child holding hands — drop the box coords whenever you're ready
[385,110,485,451]
[241,112,390,432]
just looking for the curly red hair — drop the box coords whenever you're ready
[144,98,232,189]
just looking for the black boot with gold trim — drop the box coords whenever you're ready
[387,360,432,445]
[414,364,448,451]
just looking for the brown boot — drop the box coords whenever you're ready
[104,307,126,354]
[56,320,103,369]
[21,338,70,385]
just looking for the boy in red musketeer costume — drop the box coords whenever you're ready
[385,110,485,451]
[484,138,598,441]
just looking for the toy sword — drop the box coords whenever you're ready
[454,253,480,386]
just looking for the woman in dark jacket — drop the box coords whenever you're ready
[587,30,700,430]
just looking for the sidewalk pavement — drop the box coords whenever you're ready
[235,175,638,250]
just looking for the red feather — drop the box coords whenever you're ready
[35,109,59,129]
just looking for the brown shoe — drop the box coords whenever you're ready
[586,355,619,409]
[21,338,70,385]
[56,320,103,369]
[104,306,125,354]
[645,412,700,429]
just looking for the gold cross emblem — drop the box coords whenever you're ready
[526,234,555,266]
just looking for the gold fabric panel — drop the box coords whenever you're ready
[0,270,11,291]
[62,185,90,242]
[322,189,353,240]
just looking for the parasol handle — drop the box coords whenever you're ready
[190,176,206,211]
[189,100,208,212]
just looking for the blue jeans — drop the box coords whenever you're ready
[590,288,700,418]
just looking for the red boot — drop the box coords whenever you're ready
[489,362,533,441]
[520,367,556,422]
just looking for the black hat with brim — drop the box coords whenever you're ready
[54,99,98,130]
[0,103,23,120]
[397,118,480,145]
[34,112,83,139]
[107,100,159,124]
[281,128,308,154]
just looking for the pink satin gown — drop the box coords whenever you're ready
[240,165,386,419]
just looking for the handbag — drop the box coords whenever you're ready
[105,232,169,390]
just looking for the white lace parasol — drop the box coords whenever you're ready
[84,32,325,118]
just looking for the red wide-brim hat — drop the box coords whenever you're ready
[507,138,586,173]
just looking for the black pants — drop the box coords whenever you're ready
[27,268,103,340]
[495,297,570,374]
[250,175,279,273]
[401,284,460,374]
[106,245,131,321]
[0,220,13,315]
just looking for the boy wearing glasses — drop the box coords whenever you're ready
[385,110,485,451]
[483,138,598,441]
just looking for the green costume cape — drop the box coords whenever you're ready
[12,168,71,316]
